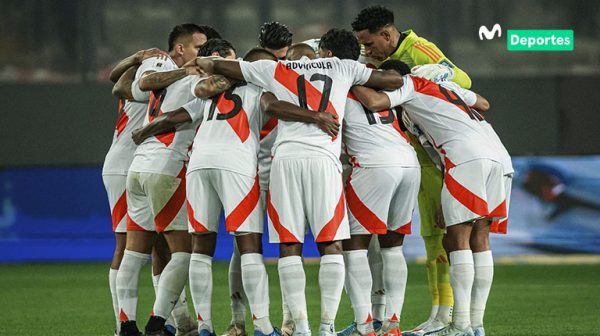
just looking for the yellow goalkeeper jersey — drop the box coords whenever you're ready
[387,29,472,89]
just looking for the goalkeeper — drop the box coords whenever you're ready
[351,6,472,336]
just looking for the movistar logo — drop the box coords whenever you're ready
[479,24,502,40]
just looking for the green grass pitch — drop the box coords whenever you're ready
[0,262,599,335]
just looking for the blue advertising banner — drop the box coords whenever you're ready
[1,156,599,262]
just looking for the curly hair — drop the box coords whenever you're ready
[351,5,394,33]
[318,29,360,60]
[198,38,235,58]
[378,59,411,76]
[259,22,293,50]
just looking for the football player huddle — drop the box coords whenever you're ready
[102,5,512,336]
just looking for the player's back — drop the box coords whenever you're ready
[187,82,264,178]
[130,75,201,175]
[240,57,372,169]
[343,93,418,168]
[387,75,497,166]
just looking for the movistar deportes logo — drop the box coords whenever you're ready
[479,24,502,40]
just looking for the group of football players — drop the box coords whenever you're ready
[102,5,513,336]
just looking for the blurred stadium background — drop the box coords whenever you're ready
[0,0,599,334]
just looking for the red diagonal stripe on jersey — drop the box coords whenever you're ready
[411,76,469,114]
[126,215,146,231]
[421,43,442,59]
[414,44,437,61]
[187,200,209,233]
[115,100,129,137]
[444,172,489,217]
[260,117,278,140]
[226,175,260,232]
[274,62,338,140]
[490,218,508,234]
[111,191,127,232]
[154,167,187,232]
[267,191,299,243]
[346,178,387,234]
[216,92,250,142]
[488,199,507,218]
[394,220,412,234]
[147,91,175,147]
[316,188,347,242]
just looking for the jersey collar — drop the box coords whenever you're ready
[386,29,417,61]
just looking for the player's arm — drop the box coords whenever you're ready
[109,48,168,83]
[193,75,233,99]
[261,92,340,138]
[112,65,138,100]
[131,108,192,145]
[472,94,490,113]
[350,86,392,112]
[409,44,472,89]
[363,69,404,90]
[194,57,245,81]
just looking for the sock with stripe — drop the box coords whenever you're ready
[190,253,214,333]
[278,256,309,333]
[344,249,374,334]
[381,246,408,327]
[116,250,149,323]
[319,254,345,333]
[241,253,273,334]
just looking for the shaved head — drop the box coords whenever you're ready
[285,43,317,60]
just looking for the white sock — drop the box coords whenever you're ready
[229,247,247,324]
[190,253,214,333]
[109,268,120,332]
[381,246,408,325]
[116,250,149,322]
[241,253,273,334]
[429,305,439,322]
[471,251,493,328]
[152,272,176,328]
[344,250,373,333]
[368,238,385,322]
[171,287,193,328]
[153,252,191,319]
[436,305,452,324]
[319,254,345,331]
[278,256,309,333]
[449,250,474,330]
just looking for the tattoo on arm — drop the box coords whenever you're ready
[139,68,187,91]
[194,75,232,99]
[112,66,138,100]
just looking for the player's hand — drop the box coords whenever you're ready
[132,128,145,145]
[194,56,219,75]
[315,111,340,138]
[435,206,446,229]
[135,48,169,63]
[182,59,204,76]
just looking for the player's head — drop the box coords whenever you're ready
[285,43,317,61]
[351,5,399,61]
[378,59,411,76]
[197,25,222,42]
[318,29,360,60]
[243,47,278,62]
[198,39,236,59]
[168,23,220,65]
[258,21,293,59]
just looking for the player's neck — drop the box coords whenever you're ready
[170,53,185,68]
[388,29,403,57]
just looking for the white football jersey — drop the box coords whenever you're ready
[384,75,502,167]
[240,57,372,170]
[102,99,147,175]
[343,93,418,168]
[131,56,178,102]
[184,82,265,178]
[129,75,203,176]
[258,117,278,190]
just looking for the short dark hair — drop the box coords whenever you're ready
[259,22,293,49]
[198,39,235,57]
[318,29,360,60]
[286,43,317,60]
[168,23,202,51]
[351,5,394,33]
[197,25,222,40]
[378,59,411,76]
[243,47,277,62]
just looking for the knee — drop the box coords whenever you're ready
[317,241,342,256]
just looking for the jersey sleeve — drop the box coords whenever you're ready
[131,56,178,102]
[344,60,373,85]
[383,75,415,107]
[239,60,276,91]
[190,76,207,98]
[408,40,472,89]
[182,98,207,123]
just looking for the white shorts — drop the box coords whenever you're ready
[490,174,512,234]
[267,156,350,243]
[126,168,188,232]
[441,159,507,226]
[102,174,128,233]
[346,166,420,235]
[186,169,262,234]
